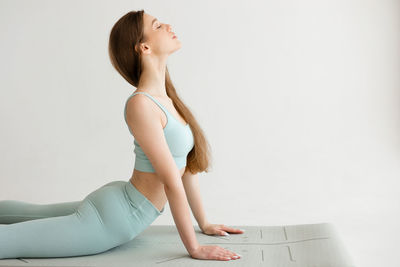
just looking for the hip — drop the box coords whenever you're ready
[83,180,164,238]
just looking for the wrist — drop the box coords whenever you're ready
[188,243,200,255]
[199,221,209,231]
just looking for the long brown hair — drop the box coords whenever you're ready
[108,10,212,174]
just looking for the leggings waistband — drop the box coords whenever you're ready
[123,181,165,218]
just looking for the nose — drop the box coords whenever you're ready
[166,24,172,32]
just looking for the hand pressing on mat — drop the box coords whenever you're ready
[189,245,242,261]
[200,223,245,236]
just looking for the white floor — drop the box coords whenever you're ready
[335,211,399,267]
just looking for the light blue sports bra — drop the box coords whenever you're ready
[124,91,194,173]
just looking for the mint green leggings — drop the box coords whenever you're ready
[0,180,164,259]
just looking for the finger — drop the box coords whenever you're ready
[225,251,239,260]
[217,253,231,261]
[219,230,230,236]
[222,252,232,260]
[222,226,245,233]
[228,251,241,259]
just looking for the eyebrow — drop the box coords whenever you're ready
[151,18,158,27]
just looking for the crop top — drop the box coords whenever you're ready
[124,91,194,173]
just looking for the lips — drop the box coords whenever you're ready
[171,32,177,39]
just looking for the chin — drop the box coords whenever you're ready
[170,44,182,54]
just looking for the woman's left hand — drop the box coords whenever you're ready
[201,223,245,236]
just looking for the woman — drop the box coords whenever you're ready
[0,10,243,261]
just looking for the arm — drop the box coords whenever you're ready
[182,170,209,231]
[164,181,200,254]
[125,95,199,255]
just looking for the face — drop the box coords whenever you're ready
[139,13,181,56]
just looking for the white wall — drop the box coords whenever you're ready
[0,0,399,266]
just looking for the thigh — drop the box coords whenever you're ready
[0,200,82,224]
[0,200,119,259]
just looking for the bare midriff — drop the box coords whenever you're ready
[129,166,186,213]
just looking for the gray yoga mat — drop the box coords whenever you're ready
[0,222,355,267]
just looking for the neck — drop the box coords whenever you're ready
[137,55,168,97]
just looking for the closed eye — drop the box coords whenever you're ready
[157,24,162,29]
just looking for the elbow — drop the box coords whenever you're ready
[163,175,186,194]
[160,170,183,190]
[163,181,183,192]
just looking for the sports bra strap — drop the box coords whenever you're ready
[130,92,169,115]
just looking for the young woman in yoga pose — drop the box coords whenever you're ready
[0,9,243,261]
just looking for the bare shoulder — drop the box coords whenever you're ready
[125,93,161,126]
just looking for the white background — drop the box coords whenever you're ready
[0,0,399,266]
